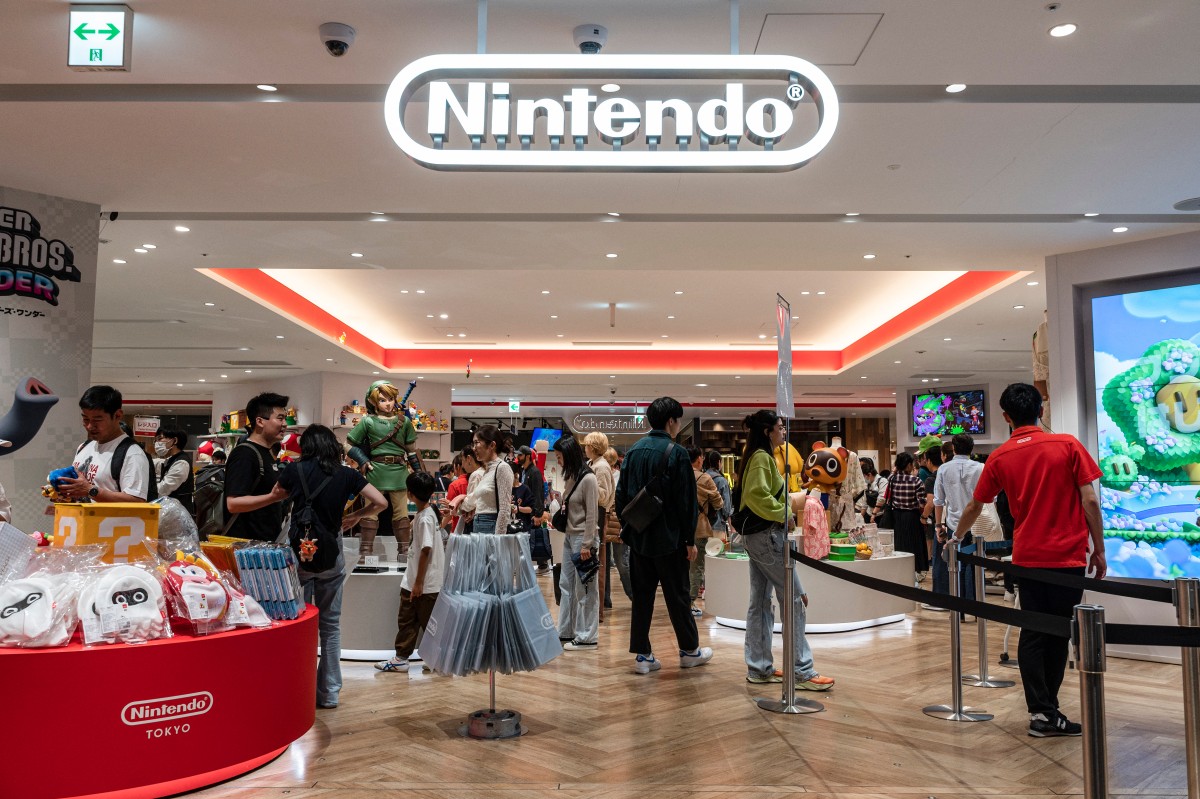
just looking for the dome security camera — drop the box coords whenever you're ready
[319,22,356,57]
[573,24,608,54]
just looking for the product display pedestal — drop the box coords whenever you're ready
[0,607,318,799]
[705,552,916,632]
[341,559,407,660]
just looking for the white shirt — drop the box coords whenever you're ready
[157,458,190,497]
[933,455,984,529]
[74,434,150,500]
[402,506,444,594]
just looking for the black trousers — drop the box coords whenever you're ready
[1017,567,1084,716]
[628,546,699,656]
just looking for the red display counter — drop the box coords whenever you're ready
[0,606,318,799]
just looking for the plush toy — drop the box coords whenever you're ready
[0,378,59,457]
[802,441,849,493]
[0,575,75,647]
[40,466,79,502]
[77,565,168,644]
[164,551,229,629]
[278,432,301,463]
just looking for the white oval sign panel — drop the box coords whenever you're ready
[383,54,839,172]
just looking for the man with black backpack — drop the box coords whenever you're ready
[59,385,155,503]
[223,392,290,541]
[615,396,711,675]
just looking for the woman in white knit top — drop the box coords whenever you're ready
[461,425,513,536]
[555,435,599,649]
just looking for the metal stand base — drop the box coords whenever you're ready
[756,697,824,714]
[962,674,1016,688]
[460,709,525,739]
[923,704,993,722]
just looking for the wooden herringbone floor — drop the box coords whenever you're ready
[193,576,1191,799]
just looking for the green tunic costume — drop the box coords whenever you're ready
[346,413,418,491]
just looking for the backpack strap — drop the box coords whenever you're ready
[296,465,335,531]
[221,442,270,535]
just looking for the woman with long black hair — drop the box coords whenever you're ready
[736,410,834,690]
[460,424,514,536]
[872,451,929,579]
[554,435,600,649]
[278,424,386,708]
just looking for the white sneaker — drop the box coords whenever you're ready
[920,603,950,612]
[679,647,714,668]
[634,653,661,674]
[374,657,409,673]
[1004,591,1016,603]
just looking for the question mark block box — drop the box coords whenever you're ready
[52,503,159,563]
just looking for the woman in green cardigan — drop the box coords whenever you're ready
[736,410,835,690]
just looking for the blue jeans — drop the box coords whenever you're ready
[300,552,347,707]
[742,526,816,680]
[558,533,599,643]
[932,534,977,606]
[472,513,497,536]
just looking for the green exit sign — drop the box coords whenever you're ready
[508,401,521,413]
[69,5,133,71]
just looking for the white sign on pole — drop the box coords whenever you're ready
[68,5,133,71]
[776,294,793,418]
[133,416,160,437]
[507,401,520,413]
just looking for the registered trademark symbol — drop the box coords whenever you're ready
[786,83,805,102]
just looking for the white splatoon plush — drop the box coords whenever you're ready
[77,565,168,644]
[0,576,75,647]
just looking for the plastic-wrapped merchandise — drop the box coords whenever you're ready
[0,544,103,648]
[154,497,200,559]
[163,550,232,635]
[233,544,303,621]
[78,563,172,645]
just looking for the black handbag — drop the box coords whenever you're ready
[551,468,589,532]
[619,443,673,534]
[731,467,785,536]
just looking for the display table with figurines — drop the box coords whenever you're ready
[0,498,319,799]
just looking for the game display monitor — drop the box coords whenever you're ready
[1088,280,1200,579]
[910,389,986,437]
[529,427,564,449]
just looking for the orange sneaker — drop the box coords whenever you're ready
[797,674,835,691]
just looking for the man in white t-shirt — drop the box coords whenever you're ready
[375,471,445,673]
[57,385,152,503]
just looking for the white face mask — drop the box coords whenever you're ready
[154,441,170,457]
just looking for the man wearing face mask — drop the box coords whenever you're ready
[154,428,194,513]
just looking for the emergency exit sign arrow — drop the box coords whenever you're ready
[74,21,120,40]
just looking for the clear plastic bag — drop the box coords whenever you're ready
[154,497,200,559]
[78,561,172,645]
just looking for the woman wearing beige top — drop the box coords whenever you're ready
[459,425,513,536]
[688,446,724,617]
[584,432,615,619]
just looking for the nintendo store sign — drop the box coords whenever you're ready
[384,54,839,172]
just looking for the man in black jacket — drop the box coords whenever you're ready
[615,396,711,674]
[515,445,549,572]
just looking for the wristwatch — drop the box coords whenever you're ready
[87,484,99,499]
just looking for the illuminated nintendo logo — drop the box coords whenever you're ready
[121,691,213,725]
[383,54,839,172]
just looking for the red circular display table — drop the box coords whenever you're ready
[0,606,317,799]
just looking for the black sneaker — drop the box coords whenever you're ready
[1029,712,1082,737]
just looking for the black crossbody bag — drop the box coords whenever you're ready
[619,443,673,534]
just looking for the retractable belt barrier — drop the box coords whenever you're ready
[956,551,1175,605]
[790,548,1200,648]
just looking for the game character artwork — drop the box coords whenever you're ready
[912,389,985,437]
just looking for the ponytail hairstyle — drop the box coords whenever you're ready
[472,424,513,457]
[737,410,779,487]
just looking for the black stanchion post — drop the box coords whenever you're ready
[1074,604,1108,799]
[1174,577,1200,799]
[923,539,992,722]
[962,545,1015,689]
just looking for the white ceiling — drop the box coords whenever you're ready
[2,0,1199,415]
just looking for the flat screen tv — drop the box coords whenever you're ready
[1086,279,1200,579]
[910,389,986,437]
[529,427,564,449]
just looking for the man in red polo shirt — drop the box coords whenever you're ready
[953,382,1104,738]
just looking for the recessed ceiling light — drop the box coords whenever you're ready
[1027,280,1040,286]
[758,334,767,339]
[112,259,126,264]
[674,291,684,295]
[541,290,550,294]
[439,313,449,319]
[695,383,708,387]
[371,210,385,215]
[458,333,466,338]
[606,253,618,259]
[484,375,490,378]
[661,334,669,338]
[735,375,741,379]
[816,291,826,295]
[221,374,228,378]
[174,226,190,233]
[557,334,564,337]
[607,211,620,217]
[609,375,616,378]
[861,399,866,402]
[894,360,902,364]
[1112,226,1129,233]
[550,315,558,319]
[426,314,434,318]
[351,252,363,258]
[933,378,941,382]
[326,358,334,361]
[945,83,967,93]
[134,248,147,253]
[667,315,675,319]
[943,337,952,341]
[1014,305,1025,310]
[418,376,424,380]
[256,84,278,92]
[601,83,621,93]
[401,290,409,294]
[198,379,206,383]
[204,301,215,306]
[1049,23,1077,37]
[863,253,876,260]
[845,212,860,217]
[801,291,810,295]
[792,315,799,320]
[892,392,896,395]
[416,289,426,294]
[446,333,454,337]
[275,335,284,339]
[238,347,250,351]
[369,216,387,222]
[244,370,253,374]
[142,244,156,249]
[1083,212,1100,217]
[860,375,868,379]
[922,378,929,383]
